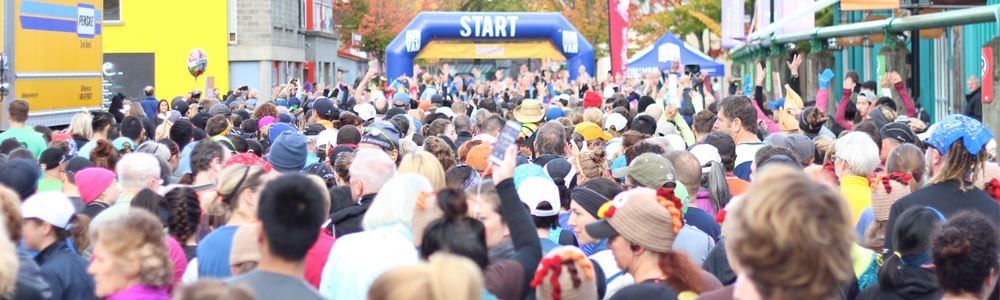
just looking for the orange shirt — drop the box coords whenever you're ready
[726,175,751,196]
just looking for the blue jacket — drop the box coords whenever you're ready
[34,240,95,300]
[16,251,51,300]
[140,96,158,121]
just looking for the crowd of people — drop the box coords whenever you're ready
[0,56,997,300]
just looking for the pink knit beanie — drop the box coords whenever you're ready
[75,167,116,204]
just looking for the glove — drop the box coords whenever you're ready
[743,75,752,96]
[767,98,786,111]
[817,68,835,90]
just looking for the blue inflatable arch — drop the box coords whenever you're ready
[386,12,595,81]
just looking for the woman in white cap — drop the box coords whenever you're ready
[20,192,95,300]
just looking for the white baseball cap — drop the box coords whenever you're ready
[517,177,561,217]
[21,192,75,229]
[316,128,338,149]
[689,144,722,174]
[664,134,687,152]
[603,113,628,131]
[435,107,456,119]
[354,103,377,121]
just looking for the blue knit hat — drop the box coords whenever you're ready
[267,131,308,173]
[269,123,297,144]
[513,164,552,189]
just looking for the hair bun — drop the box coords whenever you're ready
[935,227,973,258]
[435,187,468,221]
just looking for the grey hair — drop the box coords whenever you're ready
[702,160,731,213]
[349,149,396,195]
[136,142,170,163]
[117,152,161,192]
[835,132,880,176]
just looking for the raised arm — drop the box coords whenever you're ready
[750,87,780,134]
[890,72,916,117]
[490,146,542,296]
[353,68,378,103]
[834,78,856,131]
[816,69,834,112]
[787,54,803,96]
[665,104,696,146]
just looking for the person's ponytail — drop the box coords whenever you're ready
[420,187,489,269]
[705,161,731,214]
[658,250,712,293]
[436,187,468,222]
[877,252,905,289]
[552,176,571,212]
[67,214,90,254]
[202,190,232,230]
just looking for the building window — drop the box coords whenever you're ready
[313,0,334,33]
[228,0,237,44]
[104,0,121,23]
[300,0,307,30]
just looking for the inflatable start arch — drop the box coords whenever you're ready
[386,12,595,81]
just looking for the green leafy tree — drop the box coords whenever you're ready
[536,0,610,58]
[334,0,418,64]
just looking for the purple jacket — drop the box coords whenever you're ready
[694,190,718,217]
[106,285,169,300]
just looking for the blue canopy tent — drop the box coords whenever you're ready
[626,32,724,78]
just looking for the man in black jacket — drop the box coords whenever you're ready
[327,148,396,237]
[884,114,998,250]
[964,75,983,121]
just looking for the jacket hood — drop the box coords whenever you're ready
[890,266,941,299]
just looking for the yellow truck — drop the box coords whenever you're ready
[1,0,102,129]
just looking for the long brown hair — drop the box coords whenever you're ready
[658,250,714,293]
[928,141,988,190]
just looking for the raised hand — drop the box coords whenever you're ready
[890,71,904,85]
[881,71,893,87]
[665,103,679,120]
[786,54,803,76]
[678,76,693,89]
[817,68,834,90]
[843,76,856,91]
[756,63,767,86]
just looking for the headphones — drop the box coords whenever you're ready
[630,243,641,252]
